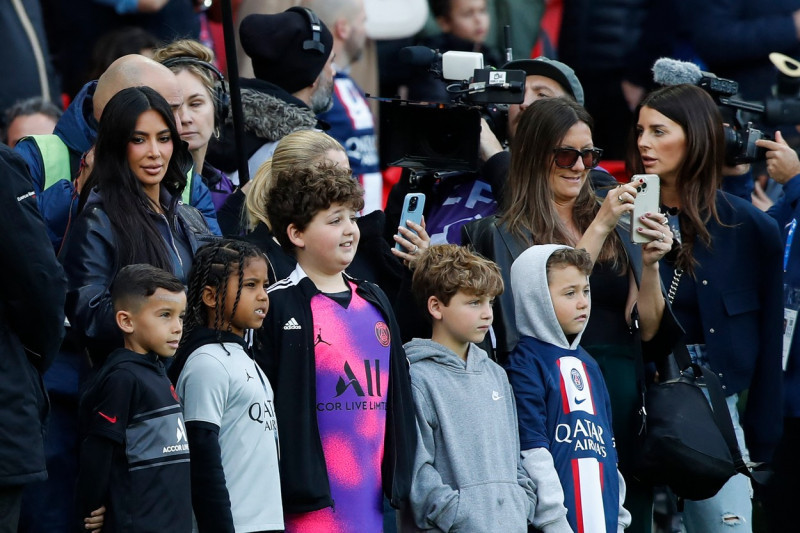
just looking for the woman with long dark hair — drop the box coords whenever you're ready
[628,84,783,532]
[464,97,674,533]
[61,86,216,364]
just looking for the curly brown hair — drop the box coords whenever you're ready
[412,244,504,314]
[266,163,364,253]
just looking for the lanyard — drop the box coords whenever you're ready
[785,219,797,273]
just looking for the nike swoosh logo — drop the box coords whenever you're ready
[574,397,586,405]
[98,412,117,424]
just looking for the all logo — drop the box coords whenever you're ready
[176,418,187,443]
[163,416,190,454]
[571,368,584,391]
[335,360,383,397]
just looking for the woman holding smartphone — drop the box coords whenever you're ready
[463,96,674,533]
[628,84,783,532]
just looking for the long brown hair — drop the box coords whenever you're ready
[501,97,625,270]
[627,84,725,274]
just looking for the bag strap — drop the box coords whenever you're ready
[635,266,770,486]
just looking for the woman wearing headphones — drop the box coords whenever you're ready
[154,40,235,213]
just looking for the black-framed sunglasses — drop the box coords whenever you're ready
[552,147,604,169]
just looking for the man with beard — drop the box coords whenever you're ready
[207,6,336,186]
[302,0,383,213]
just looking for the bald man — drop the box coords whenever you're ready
[92,54,185,130]
[15,53,220,251]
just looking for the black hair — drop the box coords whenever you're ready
[86,27,160,83]
[111,263,185,312]
[429,0,452,19]
[2,96,63,142]
[183,239,267,343]
[81,86,190,271]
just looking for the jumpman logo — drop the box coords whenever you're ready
[314,328,331,346]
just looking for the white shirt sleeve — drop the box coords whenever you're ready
[177,352,230,427]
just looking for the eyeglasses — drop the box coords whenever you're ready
[552,147,603,169]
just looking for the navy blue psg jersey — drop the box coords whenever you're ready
[507,337,620,533]
[318,71,382,213]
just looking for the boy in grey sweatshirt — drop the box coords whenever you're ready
[402,244,536,532]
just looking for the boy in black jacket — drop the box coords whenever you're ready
[76,264,191,532]
[258,163,416,531]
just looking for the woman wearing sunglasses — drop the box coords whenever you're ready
[464,96,674,533]
[628,84,783,533]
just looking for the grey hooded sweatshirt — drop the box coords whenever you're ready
[404,339,536,532]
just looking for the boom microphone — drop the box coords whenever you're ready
[652,57,739,96]
[399,46,441,67]
[652,57,703,86]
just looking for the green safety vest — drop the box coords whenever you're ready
[25,134,193,205]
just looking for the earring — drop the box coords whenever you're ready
[214,127,221,139]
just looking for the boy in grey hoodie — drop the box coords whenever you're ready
[507,245,630,533]
[402,244,537,532]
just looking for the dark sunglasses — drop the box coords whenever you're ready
[552,147,603,169]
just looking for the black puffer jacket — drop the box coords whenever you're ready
[0,145,66,486]
[206,77,320,176]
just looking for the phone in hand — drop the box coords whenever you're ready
[395,193,426,251]
[631,174,660,244]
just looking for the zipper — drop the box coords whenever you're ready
[159,213,183,270]
[11,0,51,102]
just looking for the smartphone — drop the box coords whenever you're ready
[631,174,661,244]
[395,193,426,251]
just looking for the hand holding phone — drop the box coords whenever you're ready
[631,174,661,244]
[395,193,426,251]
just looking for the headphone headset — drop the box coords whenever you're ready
[161,57,230,126]
[288,6,326,55]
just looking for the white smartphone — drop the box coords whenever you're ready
[631,174,661,244]
[395,193,426,251]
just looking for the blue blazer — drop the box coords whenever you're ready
[685,191,783,462]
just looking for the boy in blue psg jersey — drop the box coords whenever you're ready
[76,264,191,532]
[506,245,630,533]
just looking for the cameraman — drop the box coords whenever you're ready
[755,130,800,532]
[385,57,616,244]
[479,57,619,201]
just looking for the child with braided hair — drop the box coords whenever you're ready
[169,239,283,533]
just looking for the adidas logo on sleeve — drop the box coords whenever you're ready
[283,318,302,330]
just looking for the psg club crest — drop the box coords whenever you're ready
[571,368,584,391]
[375,321,390,347]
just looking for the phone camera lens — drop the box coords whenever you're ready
[641,182,648,190]
[409,197,418,209]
